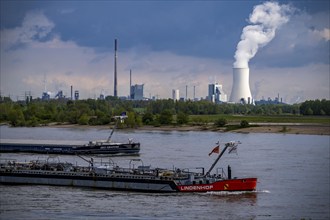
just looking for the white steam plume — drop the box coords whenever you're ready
[234,1,292,68]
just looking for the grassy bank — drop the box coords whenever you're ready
[189,114,330,125]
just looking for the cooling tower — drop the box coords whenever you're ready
[229,68,253,104]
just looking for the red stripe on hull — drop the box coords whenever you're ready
[177,178,257,192]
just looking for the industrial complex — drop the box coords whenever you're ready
[23,38,286,105]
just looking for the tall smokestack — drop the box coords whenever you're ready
[229,68,253,104]
[193,85,196,100]
[71,85,73,100]
[129,69,132,99]
[114,39,118,97]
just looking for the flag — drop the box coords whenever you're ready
[208,146,220,156]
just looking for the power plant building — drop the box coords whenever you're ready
[42,92,50,101]
[208,83,227,103]
[74,90,79,100]
[130,84,144,100]
[55,90,64,99]
[172,89,180,101]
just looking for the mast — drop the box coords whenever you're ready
[107,119,119,143]
[106,113,128,143]
[205,141,240,176]
[76,154,94,170]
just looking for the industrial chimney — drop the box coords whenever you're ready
[114,39,118,97]
[129,69,132,99]
[229,68,253,104]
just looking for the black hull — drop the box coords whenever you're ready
[0,142,140,155]
[0,172,178,192]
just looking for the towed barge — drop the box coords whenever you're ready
[0,139,140,155]
[0,114,140,155]
[0,141,257,192]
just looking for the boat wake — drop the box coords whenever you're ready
[206,189,270,196]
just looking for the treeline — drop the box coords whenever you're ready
[299,99,330,116]
[0,97,329,127]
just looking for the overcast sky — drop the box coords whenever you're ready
[1,0,329,103]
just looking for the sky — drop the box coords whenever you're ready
[0,0,329,104]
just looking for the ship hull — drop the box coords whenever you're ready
[177,178,257,192]
[0,141,140,155]
[0,171,257,193]
[0,172,178,192]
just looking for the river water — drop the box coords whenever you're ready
[0,126,329,219]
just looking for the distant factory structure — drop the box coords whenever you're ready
[128,69,144,100]
[74,90,79,100]
[172,89,180,101]
[40,83,79,101]
[42,92,50,101]
[130,84,144,100]
[255,94,285,105]
[55,90,64,99]
[36,38,280,104]
[42,76,51,101]
[208,83,227,103]
[99,92,105,100]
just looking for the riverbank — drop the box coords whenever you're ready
[45,123,330,136]
[2,122,329,135]
[233,124,330,135]
[140,124,330,135]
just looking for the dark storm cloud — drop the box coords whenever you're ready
[0,1,329,102]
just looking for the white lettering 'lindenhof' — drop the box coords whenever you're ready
[179,185,214,191]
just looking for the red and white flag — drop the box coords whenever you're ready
[208,146,220,156]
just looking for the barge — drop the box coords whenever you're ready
[0,141,257,192]
[0,139,140,155]
[0,114,140,155]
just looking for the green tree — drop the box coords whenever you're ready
[191,116,207,126]
[176,112,189,125]
[214,118,228,127]
[78,114,89,125]
[125,112,137,128]
[67,109,79,124]
[0,102,13,121]
[55,110,67,123]
[306,107,313,115]
[142,112,154,125]
[159,109,173,125]
[240,120,249,128]
[8,107,25,126]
